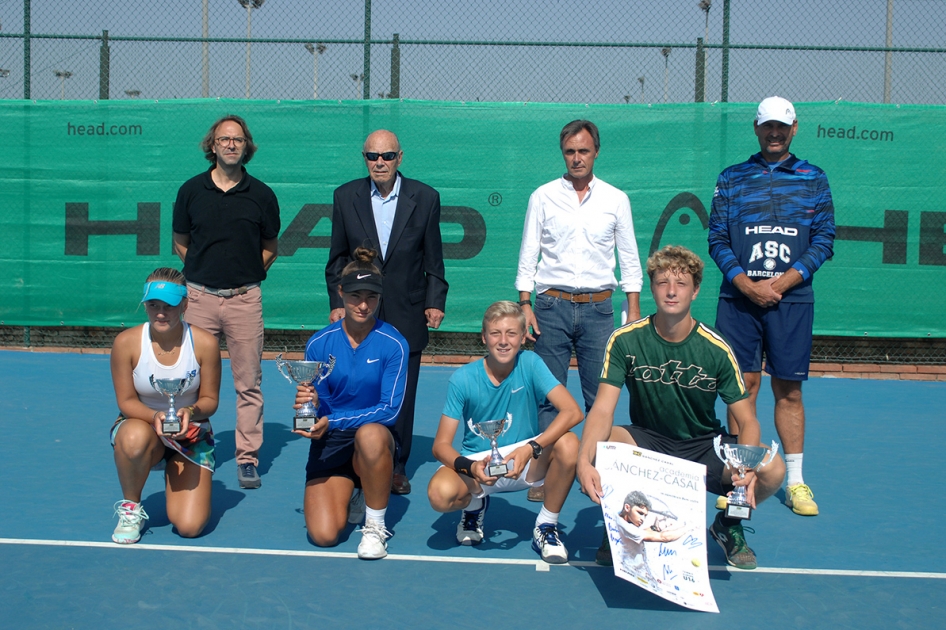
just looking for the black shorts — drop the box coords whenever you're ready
[625,425,737,496]
[304,426,397,485]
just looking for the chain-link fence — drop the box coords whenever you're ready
[1,0,942,104]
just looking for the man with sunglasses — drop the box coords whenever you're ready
[515,119,642,502]
[173,114,281,490]
[326,129,448,495]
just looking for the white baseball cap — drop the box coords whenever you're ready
[755,96,796,125]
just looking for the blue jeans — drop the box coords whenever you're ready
[532,292,615,431]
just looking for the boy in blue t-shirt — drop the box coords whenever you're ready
[427,301,583,564]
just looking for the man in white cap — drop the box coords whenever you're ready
[707,96,835,517]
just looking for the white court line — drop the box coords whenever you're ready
[2,538,945,579]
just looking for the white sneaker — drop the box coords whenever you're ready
[112,500,149,544]
[532,523,568,564]
[348,488,366,524]
[357,520,390,559]
[456,495,490,546]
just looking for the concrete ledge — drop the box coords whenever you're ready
[881,364,916,373]
[841,363,882,373]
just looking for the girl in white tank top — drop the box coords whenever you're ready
[132,321,201,411]
[109,269,221,545]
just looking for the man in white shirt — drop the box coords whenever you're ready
[516,119,642,500]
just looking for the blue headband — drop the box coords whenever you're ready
[141,281,188,306]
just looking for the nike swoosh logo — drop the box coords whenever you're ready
[367,358,380,363]
[357,274,371,279]
[511,386,524,393]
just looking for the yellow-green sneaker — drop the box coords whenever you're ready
[785,483,819,516]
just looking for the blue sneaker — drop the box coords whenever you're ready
[456,496,490,545]
[532,523,568,564]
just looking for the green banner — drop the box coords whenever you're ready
[2,99,944,337]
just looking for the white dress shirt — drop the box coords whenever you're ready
[370,174,401,258]
[515,175,642,295]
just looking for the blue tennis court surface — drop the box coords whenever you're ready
[1,351,943,628]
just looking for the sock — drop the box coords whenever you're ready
[535,506,559,528]
[785,453,805,487]
[365,506,386,527]
[465,496,483,512]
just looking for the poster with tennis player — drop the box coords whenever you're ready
[596,442,718,613]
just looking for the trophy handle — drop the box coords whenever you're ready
[500,413,512,436]
[712,434,725,459]
[760,440,780,468]
[274,354,292,382]
[468,418,484,440]
[318,355,337,383]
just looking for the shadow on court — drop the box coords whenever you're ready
[138,479,246,538]
[426,495,538,551]
[212,421,301,474]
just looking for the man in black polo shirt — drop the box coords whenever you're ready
[173,114,281,489]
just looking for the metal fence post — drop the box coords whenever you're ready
[23,0,30,99]
[99,30,110,99]
[695,37,705,102]
[363,0,371,99]
[390,33,400,99]
[883,0,893,103]
[721,0,730,102]
[201,0,209,98]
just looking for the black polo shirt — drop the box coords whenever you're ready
[173,167,280,289]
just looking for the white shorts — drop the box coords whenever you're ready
[445,437,545,498]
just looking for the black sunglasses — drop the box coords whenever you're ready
[364,151,399,161]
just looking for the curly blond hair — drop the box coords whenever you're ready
[646,245,704,287]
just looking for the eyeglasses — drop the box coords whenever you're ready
[363,151,399,162]
[216,136,247,146]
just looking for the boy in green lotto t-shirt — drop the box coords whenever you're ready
[576,245,785,571]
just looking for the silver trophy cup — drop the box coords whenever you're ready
[150,372,196,436]
[470,415,513,477]
[275,353,336,431]
[713,436,779,520]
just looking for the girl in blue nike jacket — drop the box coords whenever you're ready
[294,247,407,560]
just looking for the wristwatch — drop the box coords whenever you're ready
[528,440,543,459]
[518,299,532,307]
